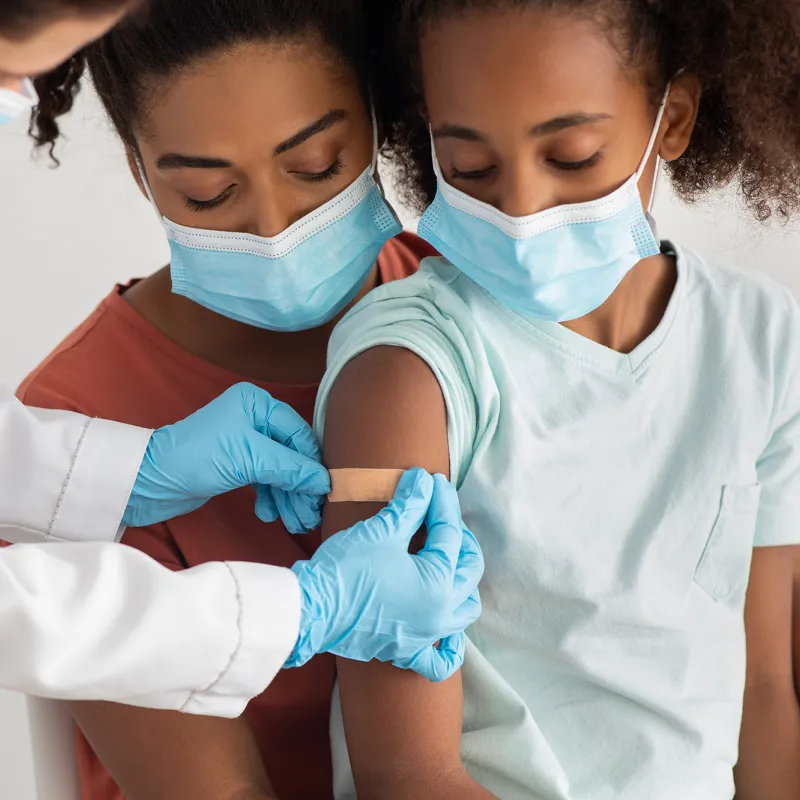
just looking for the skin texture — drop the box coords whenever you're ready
[0,5,131,89]
[67,39,376,800]
[321,7,798,799]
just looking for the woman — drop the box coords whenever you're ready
[315,0,800,798]
[18,0,480,797]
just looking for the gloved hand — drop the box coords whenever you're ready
[123,383,330,531]
[286,468,484,682]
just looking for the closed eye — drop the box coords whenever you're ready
[547,152,603,172]
[450,165,497,181]
[184,185,235,212]
[294,157,344,183]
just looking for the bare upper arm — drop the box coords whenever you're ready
[69,701,275,800]
[320,346,467,794]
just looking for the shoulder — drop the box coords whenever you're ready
[17,286,149,418]
[316,259,491,486]
[679,244,799,330]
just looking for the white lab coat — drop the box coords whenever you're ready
[0,385,301,717]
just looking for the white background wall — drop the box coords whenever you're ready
[2,86,800,798]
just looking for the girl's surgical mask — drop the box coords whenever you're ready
[418,86,672,323]
[137,110,402,332]
[0,79,38,126]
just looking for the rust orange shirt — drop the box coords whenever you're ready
[16,232,435,800]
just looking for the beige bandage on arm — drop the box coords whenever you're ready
[328,469,406,503]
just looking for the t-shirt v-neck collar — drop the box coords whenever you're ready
[485,242,686,378]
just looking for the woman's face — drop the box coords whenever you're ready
[134,41,373,237]
[0,5,131,90]
[419,6,697,217]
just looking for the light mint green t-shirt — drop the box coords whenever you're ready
[315,245,800,800]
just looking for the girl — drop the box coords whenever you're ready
[315,1,800,799]
[19,0,437,798]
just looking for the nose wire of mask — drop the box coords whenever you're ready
[0,78,38,126]
[417,84,672,323]
[134,106,402,332]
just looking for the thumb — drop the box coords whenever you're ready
[365,468,433,546]
[396,632,466,682]
[246,430,331,495]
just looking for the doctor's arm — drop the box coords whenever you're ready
[0,543,299,716]
[321,346,496,800]
[735,546,800,800]
[0,385,151,544]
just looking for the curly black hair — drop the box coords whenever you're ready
[378,0,800,221]
[29,0,373,162]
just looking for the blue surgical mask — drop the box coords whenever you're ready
[0,79,37,126]
[138,113,402,332]
[418,86,671,323]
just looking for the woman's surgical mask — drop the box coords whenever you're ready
[137,110,402,332]
[0,79,38,126]
[418,86,672,323]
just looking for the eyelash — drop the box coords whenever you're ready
[184,187,234,212]
[450,152,602,181]
[298,156,344,183]
[548,152,603,172]
[183,157,345,212]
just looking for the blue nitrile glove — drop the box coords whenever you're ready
[286,468,484,682]
[123,383,331,531]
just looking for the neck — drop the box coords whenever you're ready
[124,264,380,385]
[560,252,676,353]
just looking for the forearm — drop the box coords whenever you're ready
[358,767,496,800]
[735,680,800,800]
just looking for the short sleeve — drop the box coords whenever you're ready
[754,296,800,547]
[315,261,492,487]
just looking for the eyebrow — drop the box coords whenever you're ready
[156,153,233,171]
[154,108,350,171]
[432,113,613,143]
[273,108,349,156]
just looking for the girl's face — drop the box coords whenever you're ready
[133,41,373,236]
[419,6,698,217]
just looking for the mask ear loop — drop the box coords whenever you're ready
[368,104,379,177]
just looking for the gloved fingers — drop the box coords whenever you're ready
[247,431,331,496]
[417,474,465,579]
[452,588,482,632]
[243,384,323,464]
[362,468,433,546]
[397,632,466,682]
[254,484,279,524]
[453,526,486,600]
[274,488,322,534]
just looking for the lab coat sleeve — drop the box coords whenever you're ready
[0,542,301,717]
[0,384,152,544]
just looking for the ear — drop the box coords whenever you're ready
[125,146,150,201]
[659,72,701,162]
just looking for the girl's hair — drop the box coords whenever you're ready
[0,0,129,37]
[30,0,372,162]
[379,0,800,221]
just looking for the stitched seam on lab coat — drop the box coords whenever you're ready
[47,417,92,541]
[181,562,243,711]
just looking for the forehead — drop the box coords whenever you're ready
[137,41,363,149]
[419,7,636,123]
[0,8,127,79]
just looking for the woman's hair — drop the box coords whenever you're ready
[0,0,129,37]
[379,0,800,221]
[30,0,372,161]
